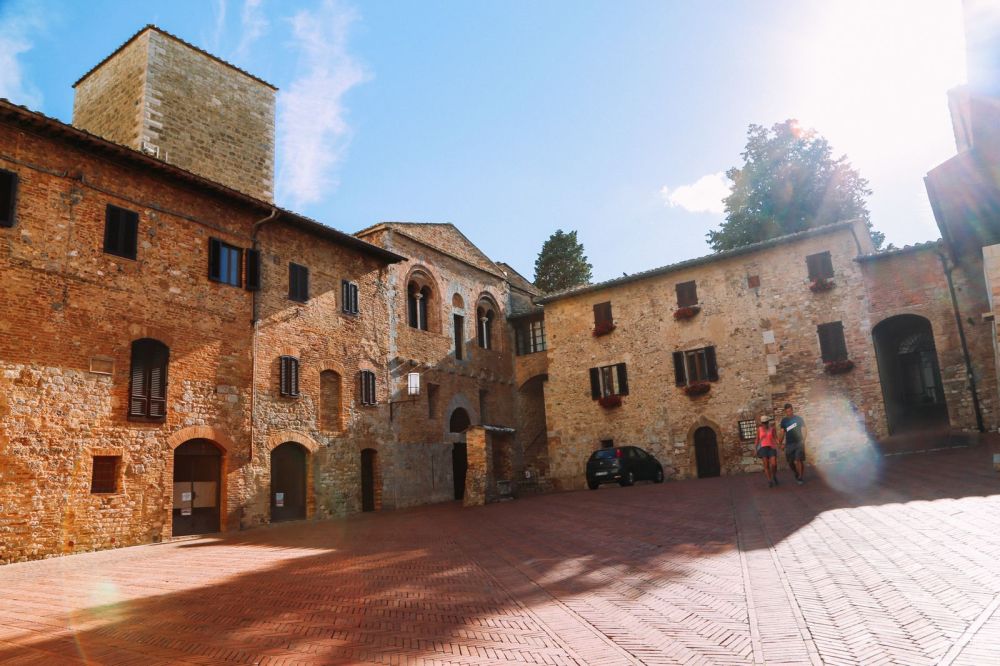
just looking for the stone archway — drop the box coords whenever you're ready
[172,439,224,536]
[270,442,308,522]
[449,408,471,500]
[872,314,948,434]
[693,427,721,478]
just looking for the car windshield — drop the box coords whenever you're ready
[591,449,619,460]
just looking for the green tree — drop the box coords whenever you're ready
[533,229,593,293]
[708,119,884,251]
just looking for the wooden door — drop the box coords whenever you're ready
[361,449,377,512]
[270,443,306,522]
[452,442,468,500]
[173,439,221,536]
[694,427,721,478]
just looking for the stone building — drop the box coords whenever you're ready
[535,221,999,489]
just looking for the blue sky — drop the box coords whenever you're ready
[0,0,967,283]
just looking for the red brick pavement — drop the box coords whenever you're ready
[1,445,999,664]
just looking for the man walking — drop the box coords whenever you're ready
[779,402,807,484]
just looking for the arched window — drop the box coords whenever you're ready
[407,282,431,331]
[320,370,342,431]
[129,338,169,421]
[477,304,496,350]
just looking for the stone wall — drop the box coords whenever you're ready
[73,27,276,202]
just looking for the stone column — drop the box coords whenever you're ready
[463,426,489,506]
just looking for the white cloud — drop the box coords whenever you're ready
[660,172,730,215]
[276,0,370,208]
[236,0,268,58]
[0,3,45,108]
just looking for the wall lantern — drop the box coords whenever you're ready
[407,372,421,396]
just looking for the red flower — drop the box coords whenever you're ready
[592,321,616,337]
[824,359,854,375]
[809,277,835,292]
[683,381,711,396]
[673,305,701,320]
[598,394,623,408]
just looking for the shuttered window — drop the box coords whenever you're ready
[672,346,718,385]
[209,238,242,286]
[245,249,261,291]
[0,169,17,228]
[342,280,359,314]
[676,281,698,307]
[589,363,629,398]
[104,205,139,259]
[360,370,377,406]
[90,456,119,493]
[806,251,834,280]
[279,356,300,397]
[128,338,168,421]
[817,321,848,362]
[288,263,309,302]
[593,301,613,326]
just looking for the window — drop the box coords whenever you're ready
[209,238,242,286]
[407,282,430,330]
[245,249,261,291]
[672,346,718,385]
[516,318,546,355]
[128,338,169,421]
[279,356,300,397]
[676,281,698,307]
[817,321,848,362]
[600,439,614,449]
[479,389,488,423]
[477,305,495,349]
[738,419,757,441]
[360,370,377,406]
[0,169,17,228]
[454,314,464,360]
[320,370,342,431]
[104,204,139,259]
[342,280,359,314]
[589,363,629,398]
[593,301,613,327]
[288,263,309,302]
[427,382,439,419]
[747,275,761,289]
[806,251,834,281]
[90,456,120,493]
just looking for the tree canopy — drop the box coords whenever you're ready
[533,229,593,293]
[708,120,884,252]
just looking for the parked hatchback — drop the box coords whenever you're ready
[586,446,665,489]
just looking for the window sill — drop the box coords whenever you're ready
[103,250,137,262]
[682,381,712,396]
[127,415,166,424]
[208,277,243,288]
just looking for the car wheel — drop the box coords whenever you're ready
[653,467,664,484]
[587,480,599,490]
[620,471,635,487]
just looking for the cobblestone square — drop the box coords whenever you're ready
[2,445,999,665]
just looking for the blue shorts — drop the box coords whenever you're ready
[758,447,776,458]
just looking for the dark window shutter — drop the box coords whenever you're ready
[589,367,601,399]
[593,301,612,325]
[351,283,359,313]
[104,206,117,254]
[341,281,350,312]
[209,238,221,281]
[129,353,149,417]
[291,358,299,396]
[616,363,629,396]
[129,339,168,420]
[817,322,847,362]
[246,249,261,291]
[0,170,16,227]
[820,253,834,279]
[280,356,299,396]
[676,281,698,307]
[806,251,834,280]
[123,209,138,259]
[706,346,718,381]
[673,351,686,386]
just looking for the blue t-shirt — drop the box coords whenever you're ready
[780,415,805,445]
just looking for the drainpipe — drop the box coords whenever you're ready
[938,251,985,432]
[249,208,280,464]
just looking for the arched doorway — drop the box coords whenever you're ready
[361,448,378,512]
[270,442,307,522]
[873,315,948,434]
[450,408,470,500]
[694,427,720,478]
[173,439,222,536]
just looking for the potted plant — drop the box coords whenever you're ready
[683,381,711,396]
[809,277,835,292]
[598,394,623,408]
[673,305,701,320]
[824,359,854,375]
[592,321,616,337]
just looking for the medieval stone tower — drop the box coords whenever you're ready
[72,25,276,201]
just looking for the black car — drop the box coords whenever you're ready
[586,446,665,489]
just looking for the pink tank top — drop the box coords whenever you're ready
[758,426,776,448]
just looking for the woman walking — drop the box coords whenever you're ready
[757,414,779,487]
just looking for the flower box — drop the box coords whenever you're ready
[673,305,701,320]
[683,381,711,396]
[598,395,622,409]
[809,277,835,292]
[592,321,616,337]
[824,359,854,375]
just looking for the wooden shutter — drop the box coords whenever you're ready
[104,206,118,254]
[589,367,601,399]
[360,370,376,405]
[280,356,299,396]
[0,170,16,227]
[806,251,833,280]
[351,283,359,313]
[616,363,629,396]
[208,238,222,281]
[818,322,847,361]
[148,346,168,418]
[593,301,613,325]
[129,339,167,420]
[129,351,149,417]
[122,209,138,259]
[673,351,686,386]
[341,281,351,312]
[676,281,698,307]
[706,346,718,381]
[246,249,261,291]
